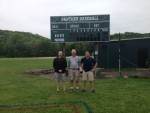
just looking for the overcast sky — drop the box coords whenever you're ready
[0,0,150,38]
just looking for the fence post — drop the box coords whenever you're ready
[119,33,122,77]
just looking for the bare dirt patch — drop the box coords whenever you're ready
[24,68,150,79]
[100,68,150,79]
[24,69,55,79]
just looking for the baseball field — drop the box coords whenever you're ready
[0,58,150,113]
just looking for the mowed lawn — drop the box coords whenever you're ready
[0,58,150,113]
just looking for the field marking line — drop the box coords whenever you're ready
[73,104,79,113]
[0,104,78,112]
[0,101,92,113]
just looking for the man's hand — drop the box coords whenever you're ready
[90,69,95,72]
[59,70,62,72]
[82,68,85,72]
[91,63,97,72]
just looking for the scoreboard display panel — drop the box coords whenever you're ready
[50,15,110,42]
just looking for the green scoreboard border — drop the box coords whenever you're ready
[50,14,110,43]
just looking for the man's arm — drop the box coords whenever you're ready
[91,63,97,72]
[53,58,57,70]
[91,59,97,72]
[80,58,84,71]
[68,57,70,68]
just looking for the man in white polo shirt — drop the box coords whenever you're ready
[68,49,80,93]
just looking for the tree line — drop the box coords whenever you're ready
[0,30,149,57]
[0,30,94,57]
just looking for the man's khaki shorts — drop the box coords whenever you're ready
[54,72,66,83]
[69,69,80,81]
[82,71,94,81]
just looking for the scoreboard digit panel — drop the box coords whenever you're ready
[50,15,110,42]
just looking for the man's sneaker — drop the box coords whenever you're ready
[82,89,86,93]
[64,90,66,94]
[91,90,95,93]
[56,91,59,94]
[70,89,73,93]
[76,89,79,93]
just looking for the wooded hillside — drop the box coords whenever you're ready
[0,29,149,57]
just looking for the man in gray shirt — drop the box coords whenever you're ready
[68,49,80,93]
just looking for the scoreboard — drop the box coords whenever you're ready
[50,15,110,42]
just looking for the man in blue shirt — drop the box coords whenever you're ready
[81,51,97,93]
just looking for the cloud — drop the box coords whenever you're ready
[0,0,150,38]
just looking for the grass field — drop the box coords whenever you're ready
[0,58,150,113]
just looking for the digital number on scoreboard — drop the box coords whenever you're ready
[50,15,110,42]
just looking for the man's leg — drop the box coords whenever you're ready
[70,80,73,93]
[83,80,86,90]
[70,69,74,93]
[55,73,60,93]
[56,82,59,91]
[70,80,73,89]
[76,81,79,88]
[63,81,66,92]
[75,81,79,92]
[75,70,80,92]
[70,80,74,93]
[82,71,87,92]
[88,72,95,93]
[62,73,66,93]
[90,81,93,91]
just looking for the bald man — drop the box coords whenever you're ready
[68,49,80,93]
[53,51,67,94]
[81,51,97,93]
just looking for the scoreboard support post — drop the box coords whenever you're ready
[62,43,66,58]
